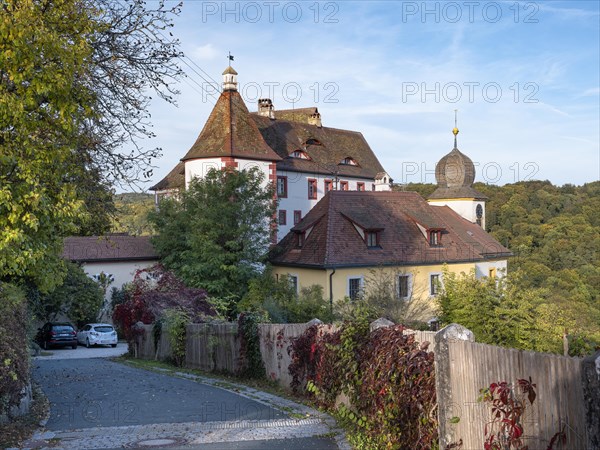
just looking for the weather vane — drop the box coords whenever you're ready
[228,52,234,63]
[453,109,459,148]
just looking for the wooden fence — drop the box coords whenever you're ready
[435,326,589,450]
[132,321,595,449]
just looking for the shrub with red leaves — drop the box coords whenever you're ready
[112,264,217,344]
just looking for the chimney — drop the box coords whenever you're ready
[308,110,322,127]
[258,98,275,119]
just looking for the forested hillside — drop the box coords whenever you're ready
[111,193,155,235]
[401,180,600,353]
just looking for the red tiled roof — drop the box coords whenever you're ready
[251,114,385,179]
[181,90,282,162]
[269,191,511,268]
[63,235,159,262]
[149,161,185,192]
[151,99,386,192]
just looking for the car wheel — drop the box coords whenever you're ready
[86,338,91,348]
[72,344,77,349]
[111,344,117,348]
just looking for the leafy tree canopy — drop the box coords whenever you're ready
[1,0,182,289]
[28,261,104,327]
[149,168,276,304]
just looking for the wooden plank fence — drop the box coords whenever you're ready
[132,321,594,449]
[436,327,588,450]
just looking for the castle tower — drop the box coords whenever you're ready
[428,121,487,228]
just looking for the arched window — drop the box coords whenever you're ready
[290,150,311,160]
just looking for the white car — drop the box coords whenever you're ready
[77,323,118,348]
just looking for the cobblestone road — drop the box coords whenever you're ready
[22,352,347,449]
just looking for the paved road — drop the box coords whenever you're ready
[27,350,343,449]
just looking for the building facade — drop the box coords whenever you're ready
[268,190,511,321]
[150,66,392,241]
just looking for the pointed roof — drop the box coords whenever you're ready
[269,191,510,268]
[428,128,487,200]
[149,161,185,191]
[181,90,281,162]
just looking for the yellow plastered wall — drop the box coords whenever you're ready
[272,260,507,320]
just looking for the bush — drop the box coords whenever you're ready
[0,283,29,416]
[241,271,333,323]
[288,311,438,449]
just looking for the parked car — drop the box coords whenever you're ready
[77,323,118,348]
[36,322,78,350]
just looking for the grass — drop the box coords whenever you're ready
[0,384,49,449]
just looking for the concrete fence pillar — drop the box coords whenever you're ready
[369,317,394,332]
[434,323,475,449]
[581,350,600,449]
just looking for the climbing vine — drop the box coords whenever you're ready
[237,311,267,378]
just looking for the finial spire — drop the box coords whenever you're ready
[452,109,459,148]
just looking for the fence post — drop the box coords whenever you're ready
[434,323,475,449]
[581,350,600,449]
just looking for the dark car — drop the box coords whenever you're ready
[36,322,78,350]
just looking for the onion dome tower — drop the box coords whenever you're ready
[428,115,487,228]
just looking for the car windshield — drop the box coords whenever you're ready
[53,326,73,332]
[94,326,114,333]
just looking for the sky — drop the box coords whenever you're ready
[140,0,600,191]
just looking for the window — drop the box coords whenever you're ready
[340,157,358,166]
[397,275,410,299]
[348,277,363,301]
[340,181,349,191]
[291,150,310,159]
[294,210,302,225]
[296,232,305,248]
[277,176,287,198]
[308,178,317,199]
[278,210,287,226]
[366,231,379,248]
[476,204,483,226]
[430,274,441,296]
[429,230,441,246]
[489,267,497,278]
[324,179,333,192]
[357,182,365,191]
[372,184,376,191]
[288,275,298,293]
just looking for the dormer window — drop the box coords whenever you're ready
[339,157,358,166]
[305,138,322,146]
[290,150,311,159]
[429,230,442,246]
[296,232,305,248]
[366,231,380,248]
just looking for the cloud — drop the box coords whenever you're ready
[189,43,218,61]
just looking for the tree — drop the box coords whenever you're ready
[149,168,276,304]
[240,269,333,323]
[1,0,182,288]
[28,261,104,327]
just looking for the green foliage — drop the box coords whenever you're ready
[240,270,333,323]
[0,0,95,290]
[288,317,439,449]
[162,309,189,367]
[28,261,103,327]
[405,180,600,355]
[111,193,155,235]
[358,267,433,325]
[237,311,268,379]
[149,168,276,303]
[0,283,29,415]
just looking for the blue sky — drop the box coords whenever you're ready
[144,0,600,190]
